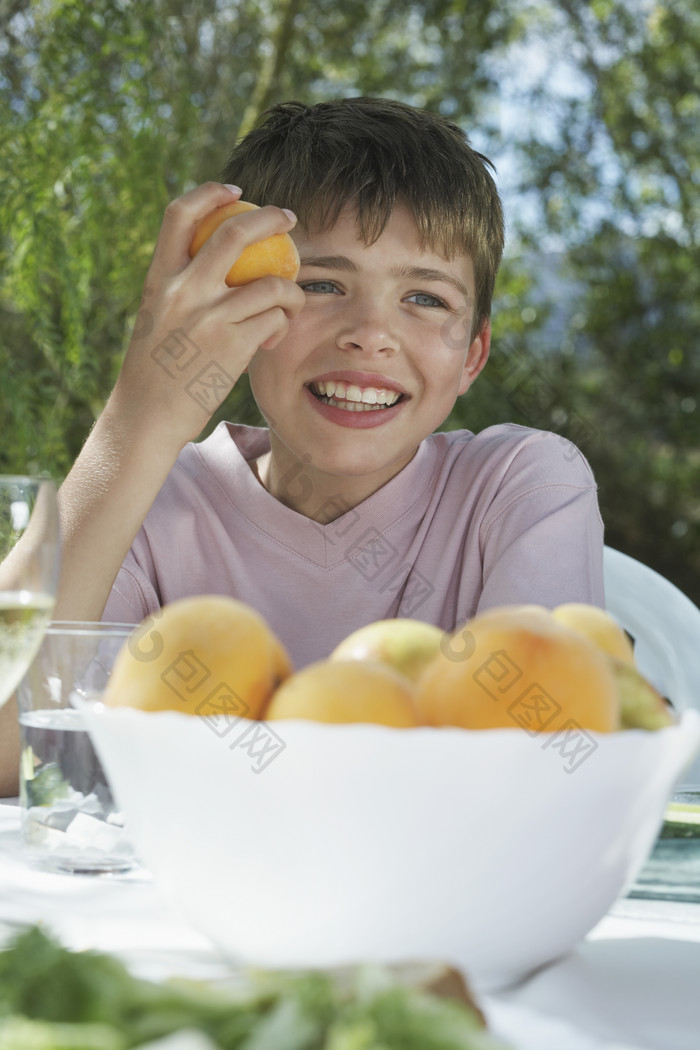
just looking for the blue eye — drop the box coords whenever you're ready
[407,292,448,308]
[299,280,341,294]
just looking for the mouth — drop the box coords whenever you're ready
[307,379,406,413]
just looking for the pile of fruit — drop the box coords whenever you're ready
[103,596,674,735]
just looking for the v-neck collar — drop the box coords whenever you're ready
[189,422,439,568]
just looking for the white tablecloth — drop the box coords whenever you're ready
[1,802,699,1050]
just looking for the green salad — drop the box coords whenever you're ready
[0,927,511,1050]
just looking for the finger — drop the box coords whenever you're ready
[219,273,306,323]
[179,306,295,385]
[150,182,243,279]
[188,205,298,288]
[230,306,296,358]
[183,278,304,364]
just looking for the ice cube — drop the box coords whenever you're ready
[79,792,104,817]
[44,805,81,832]
[66,810,123,852]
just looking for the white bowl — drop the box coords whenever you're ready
[84,704,700,991]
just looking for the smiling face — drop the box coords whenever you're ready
[246,203,491,520]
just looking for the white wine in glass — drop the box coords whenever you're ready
[0,477,60,708]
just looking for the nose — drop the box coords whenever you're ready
[335,297,398,356]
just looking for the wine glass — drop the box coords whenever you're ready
[0,476,60,709]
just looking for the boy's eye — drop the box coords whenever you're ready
[298,280,341,295]
[406,291,449,309]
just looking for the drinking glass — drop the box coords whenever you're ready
[17,622,139,874]
[0,476,60,709]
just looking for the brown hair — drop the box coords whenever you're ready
[221,97,505,333]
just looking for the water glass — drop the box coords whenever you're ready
[16,621,139,874]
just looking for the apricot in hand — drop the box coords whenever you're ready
[189,200,300,286]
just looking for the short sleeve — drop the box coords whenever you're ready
[476,434,605,612]
[101,557,161,626]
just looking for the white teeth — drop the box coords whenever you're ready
[312,379,401,407]
[334,400,379,412]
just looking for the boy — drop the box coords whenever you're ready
[0,97,603,793]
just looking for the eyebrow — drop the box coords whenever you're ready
[399,266,471,300]
[299,255,471,300]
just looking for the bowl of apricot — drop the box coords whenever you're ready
[83,597,700,992]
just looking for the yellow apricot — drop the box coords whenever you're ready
[264,659,421,728]
[189,200,300,286]
[103,595,291,719]
[416,605,619,733]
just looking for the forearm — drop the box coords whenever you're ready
[54,399,181,622]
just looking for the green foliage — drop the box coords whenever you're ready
[0,0,177,474]
[480,0,700,602]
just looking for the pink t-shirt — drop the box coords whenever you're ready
[103,422,604,669]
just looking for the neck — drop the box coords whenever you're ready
[254,442,416,523]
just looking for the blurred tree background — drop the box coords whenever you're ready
[1,0,698,603]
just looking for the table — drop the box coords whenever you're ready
[1,801,699,1050]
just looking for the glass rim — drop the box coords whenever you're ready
[0,474,57,484]
[46,620,138,634]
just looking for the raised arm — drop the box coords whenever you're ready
[0,184,303,795]
[54,183,303,622]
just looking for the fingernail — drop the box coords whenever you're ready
[282,208,296,223]
[224,183,242,194]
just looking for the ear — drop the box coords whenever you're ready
[458,320,491,395]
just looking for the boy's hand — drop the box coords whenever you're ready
[114,182,304,449]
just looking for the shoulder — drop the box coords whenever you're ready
[159,422,269,490]
[137,423,269,526]
[179,421,269,472]
[428,424,597,489]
